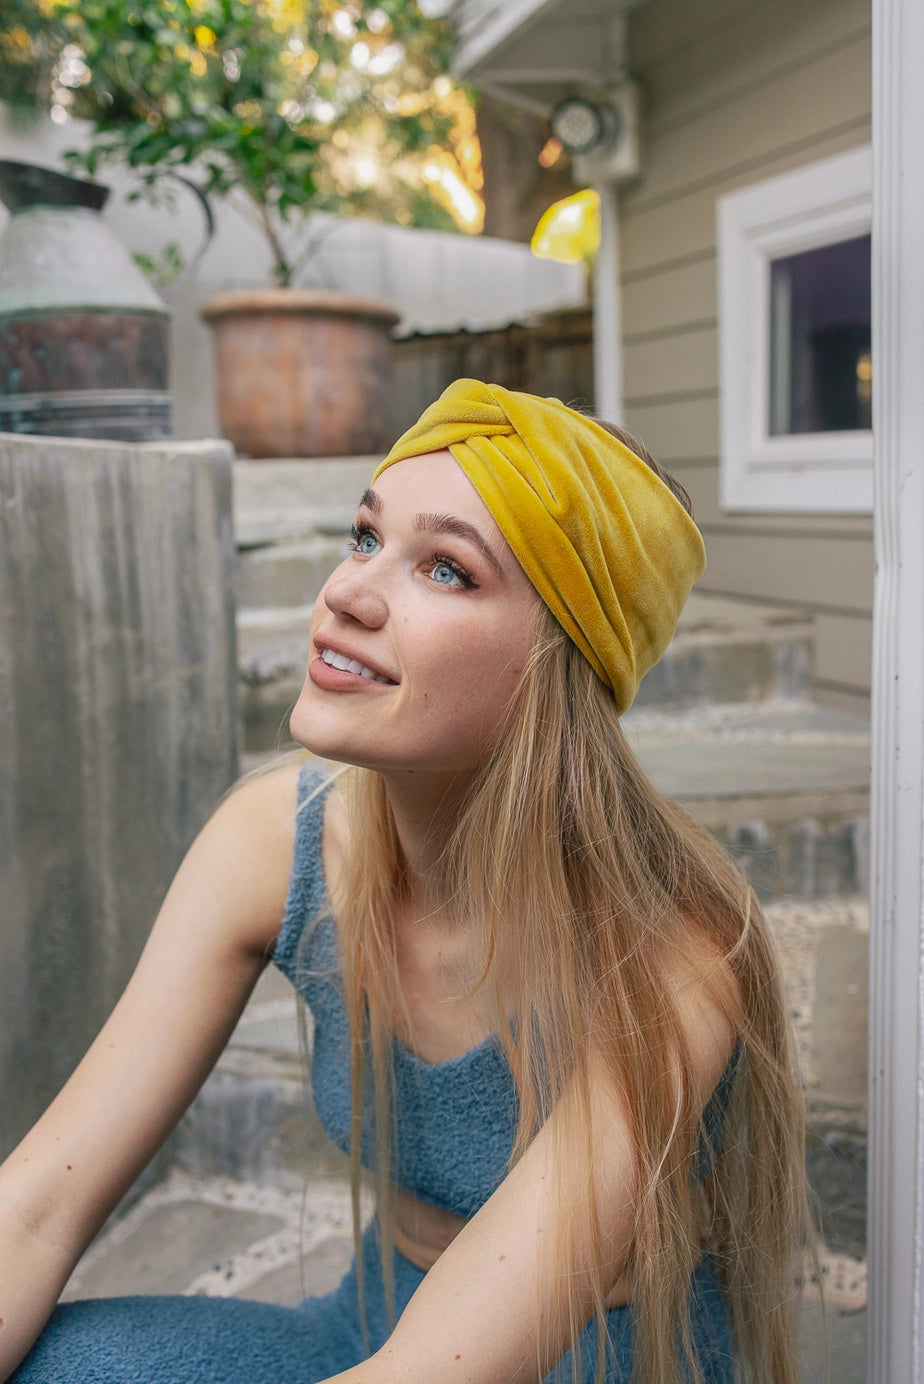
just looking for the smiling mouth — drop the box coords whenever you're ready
[319,648,395,683]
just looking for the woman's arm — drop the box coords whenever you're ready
[0,761,302,1380]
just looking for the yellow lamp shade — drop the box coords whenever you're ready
[530,189,601,264]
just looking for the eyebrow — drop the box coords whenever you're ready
[357,488,505,577]
[415,513,506,577]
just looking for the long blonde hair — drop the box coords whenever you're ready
[323,452,812,1383]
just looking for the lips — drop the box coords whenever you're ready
[318,646,395,684]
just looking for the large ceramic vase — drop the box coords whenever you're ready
[200,288,401,459]
[0,159,171,441]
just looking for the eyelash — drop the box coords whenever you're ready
[429,552,477,590]
[347,523,478,590]
[348,522,376,554]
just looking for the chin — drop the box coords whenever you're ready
[288,701,360,768]
[288,693,324,756]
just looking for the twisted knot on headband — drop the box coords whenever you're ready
[374,379,706,713]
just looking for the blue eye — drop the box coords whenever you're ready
[428,554,475,589]
[349,524,380,556]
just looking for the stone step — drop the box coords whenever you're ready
[171,964,349,1192]
[624,700,869,899]
[237,606,313,753]
[63,1168,356,1307]
[233,457,378,548]
[632,592,814,708]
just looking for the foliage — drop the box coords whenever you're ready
[1,1,63,111]
[1,0,483,284]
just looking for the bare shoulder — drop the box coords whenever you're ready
[663,926,742,1105]
[222,754,305,820]
[165,756,305,957]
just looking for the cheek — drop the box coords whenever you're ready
[427,620,531,719]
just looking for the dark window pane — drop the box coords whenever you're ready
[769,234,871,435]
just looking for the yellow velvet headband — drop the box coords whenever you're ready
[373,379,706,714]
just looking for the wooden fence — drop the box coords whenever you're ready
[389,306,594,437]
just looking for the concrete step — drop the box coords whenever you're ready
[233,455,371,614]
[240,677,869,901]
[238,536,348,610]
[171,965,349,1192]
[237,606,313,754]
[233,457,378,548]
[233,457,374,751]
[624,700,869,899]
[633,592,813,708]
[237,567,813,713]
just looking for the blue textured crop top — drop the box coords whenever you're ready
[272,767,736,1220]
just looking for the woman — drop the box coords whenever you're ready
[0,381,811,1384]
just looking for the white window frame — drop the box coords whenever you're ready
[717,145,872,513]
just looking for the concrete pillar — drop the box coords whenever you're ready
[0,433,238,1155]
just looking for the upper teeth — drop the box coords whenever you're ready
[321,648,391,683]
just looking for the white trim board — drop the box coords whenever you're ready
[867,0,924,1376]
[718,146,872,514]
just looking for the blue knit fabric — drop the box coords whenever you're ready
[13,1224,734,1383]
[273,769,520,1220]
[11,765,736,1383]
[275,768,736,1194]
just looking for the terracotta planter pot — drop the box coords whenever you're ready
[200,288,401,459]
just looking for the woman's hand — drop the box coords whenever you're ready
[0,762,301,1381]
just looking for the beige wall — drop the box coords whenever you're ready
[622,0,872,711]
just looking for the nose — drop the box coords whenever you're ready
[322,561,388,629]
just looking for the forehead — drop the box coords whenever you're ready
[368,450,498,525]
[368,450,538,598]
[370,448,484,503]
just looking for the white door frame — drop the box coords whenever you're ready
[868,0,924,1378]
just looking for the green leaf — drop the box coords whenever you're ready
[10,0,478,280]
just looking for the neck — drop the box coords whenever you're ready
[378,769,474,915]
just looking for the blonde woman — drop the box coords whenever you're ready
[0,381,811,1384]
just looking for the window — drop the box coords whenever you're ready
[769,235,871,437]
[718,146,872,513]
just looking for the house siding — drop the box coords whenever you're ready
[621,0,872,710]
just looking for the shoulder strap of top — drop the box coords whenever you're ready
[272,762,335,986]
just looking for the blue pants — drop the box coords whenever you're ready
[12,1226,735,1383]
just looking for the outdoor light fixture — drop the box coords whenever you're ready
[550,96,622,157]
